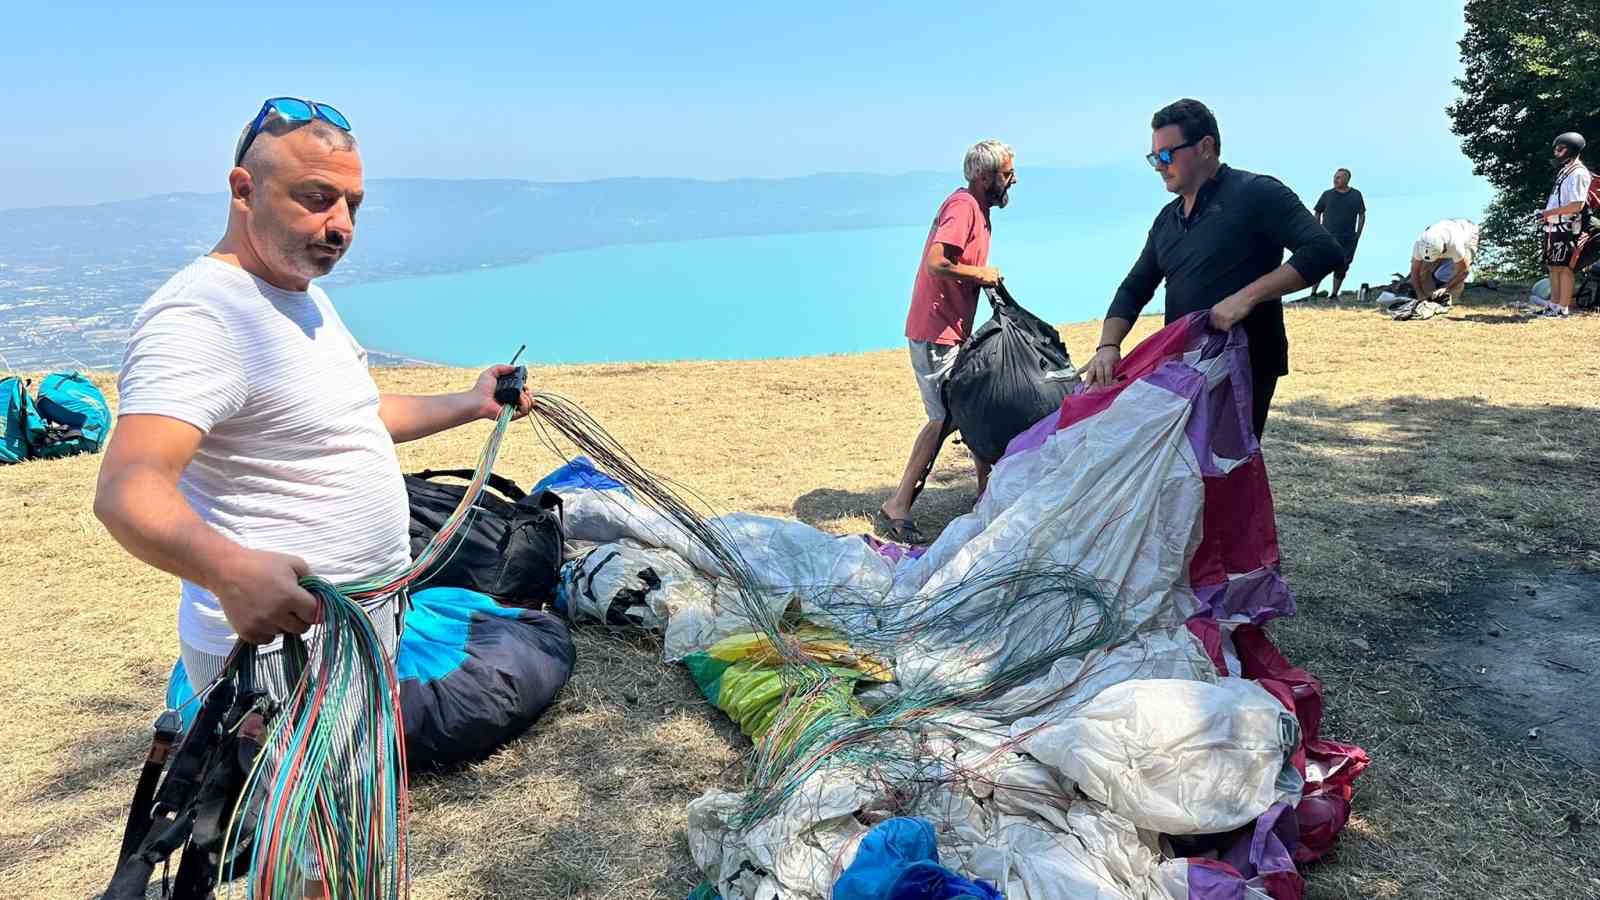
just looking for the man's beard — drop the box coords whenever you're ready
[274,230,345,281]
[989,181,1010,208]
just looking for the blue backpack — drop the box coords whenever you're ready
[31,372,111,459]
[0,377,46,464]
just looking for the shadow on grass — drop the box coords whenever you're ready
[1454,313,1550,327]
[25,725,150,804]
[793,480,976,543]
[419,626,745,899]
[1265,393,1600,771]
[1268,392,1598,583]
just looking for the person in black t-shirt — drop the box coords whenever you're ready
[1080,99,1342,438]
[1310,168,1366,299]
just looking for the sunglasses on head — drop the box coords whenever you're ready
[1146,138,1199,169]
[234,97,352,167]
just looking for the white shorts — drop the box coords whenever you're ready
[908,339,961,421]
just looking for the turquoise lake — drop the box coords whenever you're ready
[335,186,1491,367]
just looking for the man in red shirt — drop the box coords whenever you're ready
[879,139,1015,544]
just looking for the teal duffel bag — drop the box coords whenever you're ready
[1,376,46,464]
[32,371,111,458]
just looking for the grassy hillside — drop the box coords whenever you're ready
[2,294,1597,899]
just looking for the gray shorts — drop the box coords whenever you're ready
[178,590,405,880]
[180,590,404,695]
[908,339,961,421]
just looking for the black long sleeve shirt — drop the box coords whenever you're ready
[1107,164,1343,376]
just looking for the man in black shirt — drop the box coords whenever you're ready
[1311,168,1366,299]
[1080,99,1343,437]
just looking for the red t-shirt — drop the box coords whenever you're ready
[905,188,991,345]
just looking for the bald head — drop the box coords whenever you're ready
[234,114,358,180]
[219,113,364,291]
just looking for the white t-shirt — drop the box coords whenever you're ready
[118,257,411,655]
[1412,219,1480,263]
[1546,162,1593,233]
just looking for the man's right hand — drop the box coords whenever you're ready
[207,548,320,644]
[1078,345,1121,390]
[974,266,1002,287]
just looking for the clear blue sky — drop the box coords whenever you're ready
[4,1,1474,210]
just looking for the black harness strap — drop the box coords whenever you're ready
[411,467,528,501]
[116,708,182,861]
[103,646,271,900]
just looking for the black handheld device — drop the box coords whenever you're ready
[494,366,526,407]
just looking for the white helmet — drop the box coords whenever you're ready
[1413,229,1447,262]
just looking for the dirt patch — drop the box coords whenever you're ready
[1414,568,1600,768]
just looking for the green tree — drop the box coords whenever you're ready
[1449,0,1600,275]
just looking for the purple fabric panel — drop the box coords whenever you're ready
[1153,318,1257,477]
[1220,803,1301,880]
[861,534,927,563]
[1138,362,1217,479]
[1178,315,1258,467]
[1185,861,1247,900]
[1185,313,1231,363]
[1192,567,1297,624]
[1186,376,1223,478]
[1215,328,1258,463]
[1001,406,1068,461]
[1140,361,1207,406]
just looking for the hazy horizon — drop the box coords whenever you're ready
[5,2,1476,210]
[1,159,1486,216]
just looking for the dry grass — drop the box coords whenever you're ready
[2,290,1598,899]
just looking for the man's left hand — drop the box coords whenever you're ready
[471,364,535,421]
[1209,292,1255,332]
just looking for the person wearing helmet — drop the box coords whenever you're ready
[1409,218,1479,307]
[1537,131,1592,318]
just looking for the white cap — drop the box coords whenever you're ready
[1413,228,1447,262]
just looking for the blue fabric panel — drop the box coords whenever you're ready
[532,455,631,497]
[396,587,521,685]
[398,587,576,769]
[833,817,1002,900]
[166,657,197,730]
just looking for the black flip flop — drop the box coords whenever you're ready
[876,510,927,545]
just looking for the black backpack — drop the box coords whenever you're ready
[405,469,565,607]
[943,283,1080,465]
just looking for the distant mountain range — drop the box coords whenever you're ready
[0,165,1478,370]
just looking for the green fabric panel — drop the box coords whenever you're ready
[687,881,721,900]
[682,651,733,706]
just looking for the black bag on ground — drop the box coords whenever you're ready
[405,469,564,606]
[1574,247,1600,311]
[943,283,1080,464]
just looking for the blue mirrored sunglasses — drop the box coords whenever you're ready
[234,97,353,166]
[1145,138,1199,169]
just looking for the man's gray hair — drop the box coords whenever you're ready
[964,139,1014,182]
[234,111,358,172]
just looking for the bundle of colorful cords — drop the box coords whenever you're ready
[218,404,517,899]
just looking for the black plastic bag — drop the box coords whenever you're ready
[405,469,565,606]
[943,283,1079,464]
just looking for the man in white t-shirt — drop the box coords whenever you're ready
[94,99,533,695]
[1537,132,1593,318]
[1409,218,1480,307]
